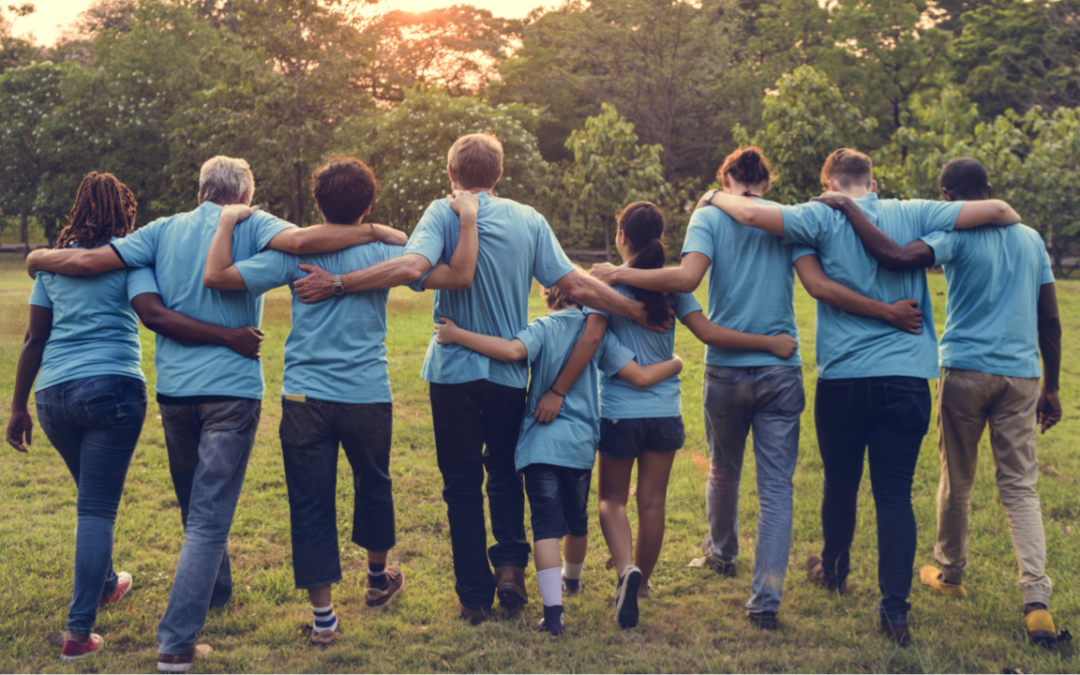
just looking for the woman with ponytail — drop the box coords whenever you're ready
[6,173,262,662]
[565,200,796,630]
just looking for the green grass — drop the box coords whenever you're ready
[2,251,1080,673]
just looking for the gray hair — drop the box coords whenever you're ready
[198,156,255,204]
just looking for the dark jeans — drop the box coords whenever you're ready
[815,376,931,626]
[279,398,396,589]
[156,398,261,655]
[35,375,147,635]
[430,380,530,610]
[522,464,592,541]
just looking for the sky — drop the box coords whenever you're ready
[12,0,549,46]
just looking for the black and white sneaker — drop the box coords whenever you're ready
[537,604,565,637]
[615,565,642,629]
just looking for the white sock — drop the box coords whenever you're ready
[562,561,584,580]
[537,567,563,607]
[312,604,338,634]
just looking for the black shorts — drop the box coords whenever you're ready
[598,416,685,459]
[522,463,591,541]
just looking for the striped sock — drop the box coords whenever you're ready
[368,561,388,590]
[312,604,338,634]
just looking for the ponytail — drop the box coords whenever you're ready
[617,201,669,327]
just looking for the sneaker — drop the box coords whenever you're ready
[309,624,340,646]
[880,619,911,647]
[365,566,405,609]
[537,604,565,637]
[562,576,584,596]
[61,633,104,661]
[920,565,967,599]
[157,644,212,672]
[702,533,736,578]
[806,555,848,594]
[454,597,490,626]
[100,571,133,606]
[615,564,642,629]
[748,611,778,631]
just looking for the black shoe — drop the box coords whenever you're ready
[880,618,911,647]
[702,533,736,577]
[748,610,778,631]
[537,604,565,637]
[615,565,641,629]
[562,576,584,596]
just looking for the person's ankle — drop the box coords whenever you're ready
[1024,602,1048,615]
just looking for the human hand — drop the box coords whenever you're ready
[533,390,565,423]
[228,326,265,359]
[769,334,799,359]
[6,409,32,452]
[886,299,923,334]
[811,192,852,211]
[220,204,260,225]
[1037,387,1062,434]
[589,263,620,286]
[435,317,460,345]
[670,355,684,374]
[636,305,675,334]
[373,224,408,247]
[294,264,335,304]
[448,190,480,219]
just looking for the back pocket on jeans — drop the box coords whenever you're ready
[884,383,931,435]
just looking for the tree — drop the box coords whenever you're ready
[0,3,39,73]
[734,66,877,203]
[563,103,667,259]
[337,88,549,233]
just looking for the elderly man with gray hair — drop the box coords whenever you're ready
[28,156,406,671]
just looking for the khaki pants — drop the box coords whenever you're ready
[935,368,1051,605]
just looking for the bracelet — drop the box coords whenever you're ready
[549,388,566,398]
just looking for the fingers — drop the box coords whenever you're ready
[297,264,320,273]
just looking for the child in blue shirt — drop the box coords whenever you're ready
[434,274,683,636]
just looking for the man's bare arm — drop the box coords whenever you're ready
[954,200,1021,229]
[553,270,665,331]
[423,191,480,291]
[204,204,260,290]
[293,253,432,304]
[813,193,935,272]
[702,193,785,236]
[26,247,125,279]
[267,222,407,255]
[794,255,924,334]
[1037,282,1062,433]
[681,311,798,359]
[434,318,528,362]
[589,253,711,293]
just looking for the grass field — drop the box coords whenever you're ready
[2,251,1080,674]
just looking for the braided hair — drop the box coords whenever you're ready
[55,172,137,250]
[618,201,670,327]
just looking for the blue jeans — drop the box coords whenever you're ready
[35,375,147,635]
[522,464,592,541]
[156,398,261,655]
[815,376,931,626]
[703,365,803,614]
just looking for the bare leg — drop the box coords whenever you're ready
[534,538,561,572]
[598,455,636,576]
[308,585,332,607]
[368,550,388,567]
[563,534,588,566]
[634,449,677,589]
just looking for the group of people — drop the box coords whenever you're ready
[5,130,1064,670]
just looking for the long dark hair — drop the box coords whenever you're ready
[56,172,137,250]
[618,201,669,327]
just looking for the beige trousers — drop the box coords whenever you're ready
[934,367,1051,605]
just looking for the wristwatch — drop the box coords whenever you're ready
[333,274,344,296]
[701,189,718,206]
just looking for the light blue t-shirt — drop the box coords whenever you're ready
[781,194,963,380]
[234,243,405,404]
[682,202,803,368]
[922,224,1054,378]
[584,283,700,419]
[513,309,635,471]
[29,239,160,392]
[111,201,294,399]
[405,192,576,389]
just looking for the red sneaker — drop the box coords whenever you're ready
[61,633,104,661]
[100,572,132,606]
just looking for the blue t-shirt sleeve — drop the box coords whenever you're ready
[921,230,958,266]
[681,208,716,261]
[792,244,817,262]
[403,202,448,292]
[532,214,575,288]
[673,291,702,320]
[597,331,635,377]
[234,249,300,297]
[111,219,162,268]
[780,202,829,247]
[909,199,963,236]
[29,274,52,309]
[583,305,610,319]
[250,212,297,251]
[514,319,546,365]
[126,266,161,300]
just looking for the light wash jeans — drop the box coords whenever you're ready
[156,398,261,655]
[704,365,803,614]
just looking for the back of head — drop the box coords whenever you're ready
[541,262,584,311]
[718,146,772,191]
[311,156,379,225]
[820,148,873,192]
[447,133,503,190]
[56,171,137,250]
[618,201,670,327]
[199,156,255,204]
[939,157,991,201]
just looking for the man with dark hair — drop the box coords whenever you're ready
[26,155,407,671]
[202,156,480,645]
[815,157,1064,647]
[291,133,665,625]
[700,147,1024,646]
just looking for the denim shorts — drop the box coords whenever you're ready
[598,416,685,459]
[522,464,591,541]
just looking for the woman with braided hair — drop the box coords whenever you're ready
[5,172,264,662]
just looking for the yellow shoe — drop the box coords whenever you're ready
[1022,608,1057,648]
[919,565,968,599]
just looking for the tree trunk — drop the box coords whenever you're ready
[20,209,29,258]
[604,217,611,262]
[294,163,304,226]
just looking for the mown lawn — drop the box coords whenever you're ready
[2,251,1080,674]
